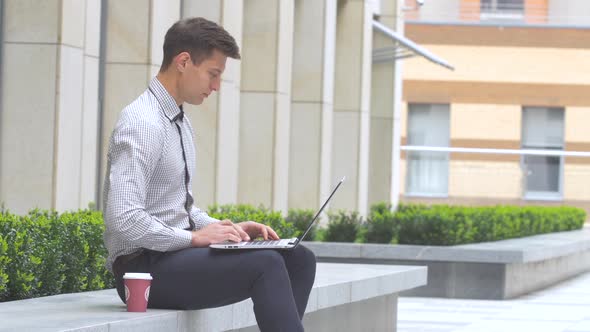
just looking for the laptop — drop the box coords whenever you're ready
[210,177,345,250]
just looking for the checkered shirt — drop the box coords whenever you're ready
[103,77,219,271]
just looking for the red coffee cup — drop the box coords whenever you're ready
[123,273,153,312]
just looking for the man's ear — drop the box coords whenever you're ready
[175,52,191,72]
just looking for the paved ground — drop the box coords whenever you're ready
[398,271,590,332]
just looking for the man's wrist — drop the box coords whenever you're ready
[170,228,193,251]
[191,230,207,247]
[191,231,198,246]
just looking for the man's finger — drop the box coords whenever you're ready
[260,223,269,240]
[218,220,244,240]
[267,226,280,240]
[220,228,241,242]
[223,225,241,238]
[233,223,250,241]
[228,233,241,243]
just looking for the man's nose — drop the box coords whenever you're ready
[211,78,221,92]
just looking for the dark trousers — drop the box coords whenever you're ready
[113,245,316,332]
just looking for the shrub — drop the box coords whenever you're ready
[365,203,397,244]
[0,234,8,299]
[0,208,12,300]
[396,204,586,246]
[1,212,39,301]
[324,211,363,242]
[58,210,112,293]
[1,202,584,302]
[208,204,297,239]
[314,227,327,242]
[0,209,114,302]
[285,209,317,240]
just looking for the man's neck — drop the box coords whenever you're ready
[156,71,183,107]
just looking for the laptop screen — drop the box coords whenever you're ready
[295,177,345,245]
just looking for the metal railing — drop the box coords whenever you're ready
[401,146,590,158]
[401,145,590,200]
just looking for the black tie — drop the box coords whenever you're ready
[173,110,196,231]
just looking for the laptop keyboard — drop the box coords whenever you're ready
[245,240,282,246]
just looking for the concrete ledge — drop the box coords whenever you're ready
[0,263,427,332]
[304,227,590,300]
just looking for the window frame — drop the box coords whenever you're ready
[480,0,525,22]
[405,103,451,198]
[520,106,565,201]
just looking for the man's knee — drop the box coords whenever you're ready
[251,249,287,270]
[293,245,316,266]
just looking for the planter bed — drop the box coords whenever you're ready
[304,226,590,300]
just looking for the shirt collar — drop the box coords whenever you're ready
[149,77,183,122]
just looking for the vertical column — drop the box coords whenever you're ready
[149,0,182,77]
[0,2,3,200]
[54,0,92,211]
[1,0,59,213]
[289,0,337,210]
[331,0,373,216]
[79,0,102,209]
[239,0,293,212]
[99,0,180,202]
[0,0,102,213]
[182,0,243,208]
[390,0,404,210]
[368,0,403,207]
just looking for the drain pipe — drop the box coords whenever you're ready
[96,0,108,210]
[0,0,4,202]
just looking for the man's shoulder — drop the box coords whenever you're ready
[111,91,167,143]
[119,91,162,126]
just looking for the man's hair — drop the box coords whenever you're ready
[161,17,240,70]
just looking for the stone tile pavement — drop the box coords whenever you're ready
[398,271,590,332]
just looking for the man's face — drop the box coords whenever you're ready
[180,49,227,105]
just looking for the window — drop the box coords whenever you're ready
[480,0,524,22]
[406,104,450,196]
[521,107,564,200]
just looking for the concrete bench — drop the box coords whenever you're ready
[0,263,427,332]
[304,226,590,300]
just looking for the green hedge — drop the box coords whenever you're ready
[0,209,113,302]
[208,205,323,240]
[324,211,363,243]
[365,203,398,244]
[311,203,585,246]
[208,204,297,239]
[395,204,586,245]
[1,203,585,302]
[322,204,399,244]
[286,209,318,240]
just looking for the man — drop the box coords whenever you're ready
[103,17,316,332]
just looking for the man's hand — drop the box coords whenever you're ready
[236,221,280,241]
[191,219,250,247]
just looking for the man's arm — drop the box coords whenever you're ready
[190,206,219,230]
[104,121,192,252]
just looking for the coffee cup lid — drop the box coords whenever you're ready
[123,272,153,280]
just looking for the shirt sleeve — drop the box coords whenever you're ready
[190,206,219,230]
[104,121,193,252]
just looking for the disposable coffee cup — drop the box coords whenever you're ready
[123,273,153,312]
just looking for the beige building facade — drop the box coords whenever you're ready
[1,0,434,217]
[400,0,590,212]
